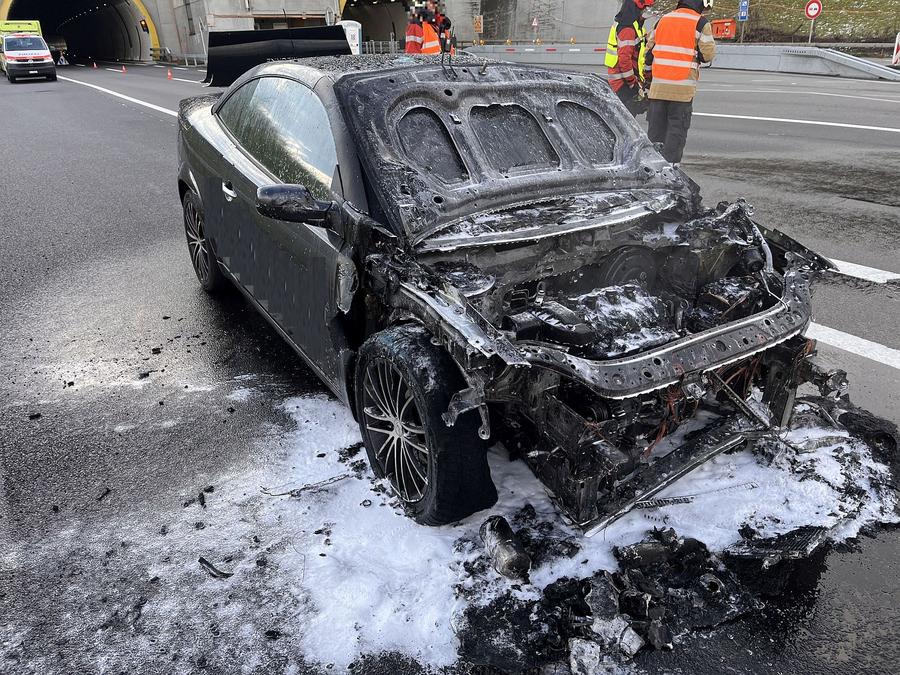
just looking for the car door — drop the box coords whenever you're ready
[206,78,262,287]
[216,75,352,385]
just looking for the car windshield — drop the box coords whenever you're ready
[5,37,46,51]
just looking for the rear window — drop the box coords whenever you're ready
[397,108,468,183]
[4,36,46,51]
[556,101,617,165]
[470,103,559,173]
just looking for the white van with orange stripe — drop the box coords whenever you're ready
[1,32,57,83]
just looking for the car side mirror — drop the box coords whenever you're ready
[256,184,334,226]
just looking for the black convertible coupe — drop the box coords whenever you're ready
[177,50,839,532]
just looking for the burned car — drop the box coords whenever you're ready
[177,52,837,531]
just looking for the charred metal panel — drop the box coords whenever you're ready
[333,60,683,242]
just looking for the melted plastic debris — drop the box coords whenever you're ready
[572,284,680,357]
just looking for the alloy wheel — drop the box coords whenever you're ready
[185,199,210,284]
[362,359,430,502]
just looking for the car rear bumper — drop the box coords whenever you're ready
[7,62,56,78]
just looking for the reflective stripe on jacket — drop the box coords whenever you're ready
[604,20,646,92]
[421,23,441,54]
[647,8,716,102]
[405,22,423,54]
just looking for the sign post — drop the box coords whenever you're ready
[737,0,749,43]
[805,0,822,44]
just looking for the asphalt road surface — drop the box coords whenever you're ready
[1,61,899,673]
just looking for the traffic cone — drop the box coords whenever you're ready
[92,61,98,69]
[121,65,127,74]
[167,68,173,80]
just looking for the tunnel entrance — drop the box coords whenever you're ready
[2,0,158,62]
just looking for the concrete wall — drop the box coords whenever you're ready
[146,0,619,58]
[450,0,617,44]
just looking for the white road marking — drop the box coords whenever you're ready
[807,323,900,371]
[74,63,86,67]
[694,112,900,134]
[830,258,900,284]
[57,76,177,117]
[105,67,125,73]
[700,87,900,105]
[154,65,165,68]
[172,77,202,84]
[175,67,188,70]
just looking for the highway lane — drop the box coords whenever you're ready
[1,62,899,673]
[43,63,900,418]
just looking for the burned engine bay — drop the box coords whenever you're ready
[367,195,838,531]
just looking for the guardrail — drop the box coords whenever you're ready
[151,46,206,66]
[465,42,900,80]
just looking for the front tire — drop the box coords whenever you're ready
[182,190,226,293]
[355,324,497,525]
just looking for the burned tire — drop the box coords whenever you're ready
[182,190,226,293]
[354,324,497,525]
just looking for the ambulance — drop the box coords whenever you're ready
[0,21,56,83]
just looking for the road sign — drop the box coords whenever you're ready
[532,17,539,28]
[893,31,900,66]
[737,0,749,22]
[711,19,737,39]
[805,0,822,20]
[473,14,483,34]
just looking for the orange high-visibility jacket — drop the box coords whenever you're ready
[421,22,441,54]
[405,21,423,54]
[646,7,716,102]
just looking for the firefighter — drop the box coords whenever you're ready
[605,0,655,116]
[420,2,442,54]
[405,6,423,54]
[645,0,716,164]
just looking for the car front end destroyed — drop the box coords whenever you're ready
[365,195,840,533]
[325,58,847,532]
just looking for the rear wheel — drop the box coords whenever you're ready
[47,74,57,82]
[355,324,497,525]
[7,73,15,83]
[182,190,226,293]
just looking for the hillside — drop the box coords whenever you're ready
[654,0,899,42]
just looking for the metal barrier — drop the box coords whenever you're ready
[465,42,900,81]
[151,46,206,66]
[711,44,900,81]
[362,40,402,54]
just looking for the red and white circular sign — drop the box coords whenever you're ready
[805,0,823,20]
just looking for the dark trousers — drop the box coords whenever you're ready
[647,99,693,163]
[615,84,648,117]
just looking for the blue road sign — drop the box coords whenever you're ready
[738,0,750,21]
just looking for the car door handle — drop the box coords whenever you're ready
[222,181,237,202]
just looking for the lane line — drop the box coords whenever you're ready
[830,258,900,284]
[700,87,900,105]
[693,112,900,134]
[172,77,202,84]
[57,75,177,117]
[808,323,900,371]
[104,68,125,73]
